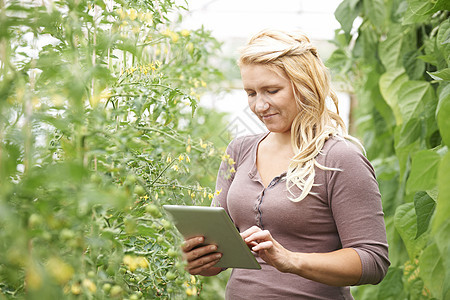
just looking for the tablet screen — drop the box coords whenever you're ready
[163,205,261,269]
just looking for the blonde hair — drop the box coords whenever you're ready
[238,29,360,202]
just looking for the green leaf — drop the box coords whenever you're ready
[434,220,450,300]
[432,152,450,232]
[385,216,409,267]
[379,68,409,124]
[437,20,450,66]
[334,0,361,35]
[403,50,426,80]
[379,32,403,69]
[419,242,446,299]
[413,191,436,239]
[407,0,434,15]
[433,0,450,12]
[136,224,157,236]
[402,0,438,25]
[417,54,438,65]
[397,81,434,122]
[437,19,450,46]
[437,85,450,146]
[376,267,405,300]
[394,125,420,181]
[406,149,440,193]
[427,68,450,81]
[435,220,450,274]
[396,118,421,148]
[326,49,351,73]
[394,202,428,259]
[363,0,385,28]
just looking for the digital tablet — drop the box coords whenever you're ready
[163,205,261,269]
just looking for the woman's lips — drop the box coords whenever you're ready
[261,113,276,120]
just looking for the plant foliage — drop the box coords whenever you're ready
[0,0,231,298]
[329,0,449,299]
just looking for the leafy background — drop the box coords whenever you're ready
[0,0,230,298]
[328,0,449,299]
[1,0,449,299]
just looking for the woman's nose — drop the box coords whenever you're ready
[254,95,270,113]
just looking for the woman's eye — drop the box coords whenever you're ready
[247,92,256,97]
[268,89,279,94]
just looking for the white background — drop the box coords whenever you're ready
[180,0,349,142]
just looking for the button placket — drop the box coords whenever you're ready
[256,190,265,228]
[255,174,285,230]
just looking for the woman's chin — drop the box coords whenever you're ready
[264,126,291,135]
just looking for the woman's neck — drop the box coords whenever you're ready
[267,131,292,147]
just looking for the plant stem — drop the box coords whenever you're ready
[149,159,175,187]
[136,126,202,152]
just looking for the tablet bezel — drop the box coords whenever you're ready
[163,205,261,269]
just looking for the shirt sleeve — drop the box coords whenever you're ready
[325,140,390,285]
[211,138,242,213]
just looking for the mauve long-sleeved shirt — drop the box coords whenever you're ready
[212,132,390,300]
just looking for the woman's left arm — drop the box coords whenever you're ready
[242,140,391,287]
[241,226,362,286]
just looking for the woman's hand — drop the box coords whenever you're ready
[240,226,294,273]
[241,226,363,286]
[181,236,223,276]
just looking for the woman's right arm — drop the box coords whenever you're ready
[181,236,223,276]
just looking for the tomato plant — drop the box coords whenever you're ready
[0,0,230,298]
[329,0,449,299]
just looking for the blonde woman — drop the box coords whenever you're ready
[182,29,389,299]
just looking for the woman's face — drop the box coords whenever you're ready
[240,64,298,134]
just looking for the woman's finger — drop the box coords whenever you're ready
[187,252,222,272]
[240,226,262,239]
[181,236,204,253]
[252,240,273,251]
[184,244,218,262]
[244,229,272,243]
[188,256,222,275]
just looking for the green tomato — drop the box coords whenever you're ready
[41,231,51,241]
[166,271,177,281]
[28,214,43,228]
[157,236,165,244]
[167,248,178,258]
[161,219,172,230]
[134,185,145,196]
[90,173,102,184]
[110,285,123,297]
[145,204,161,218]
[59,228,75,240]
[106,264,116,276]
[119,267,127,275]
[124,174,137,185]
[102,283,111,292]
[175,261,185,272]
[186,42,194,54]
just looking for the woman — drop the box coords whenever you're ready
[182,29,390,299]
